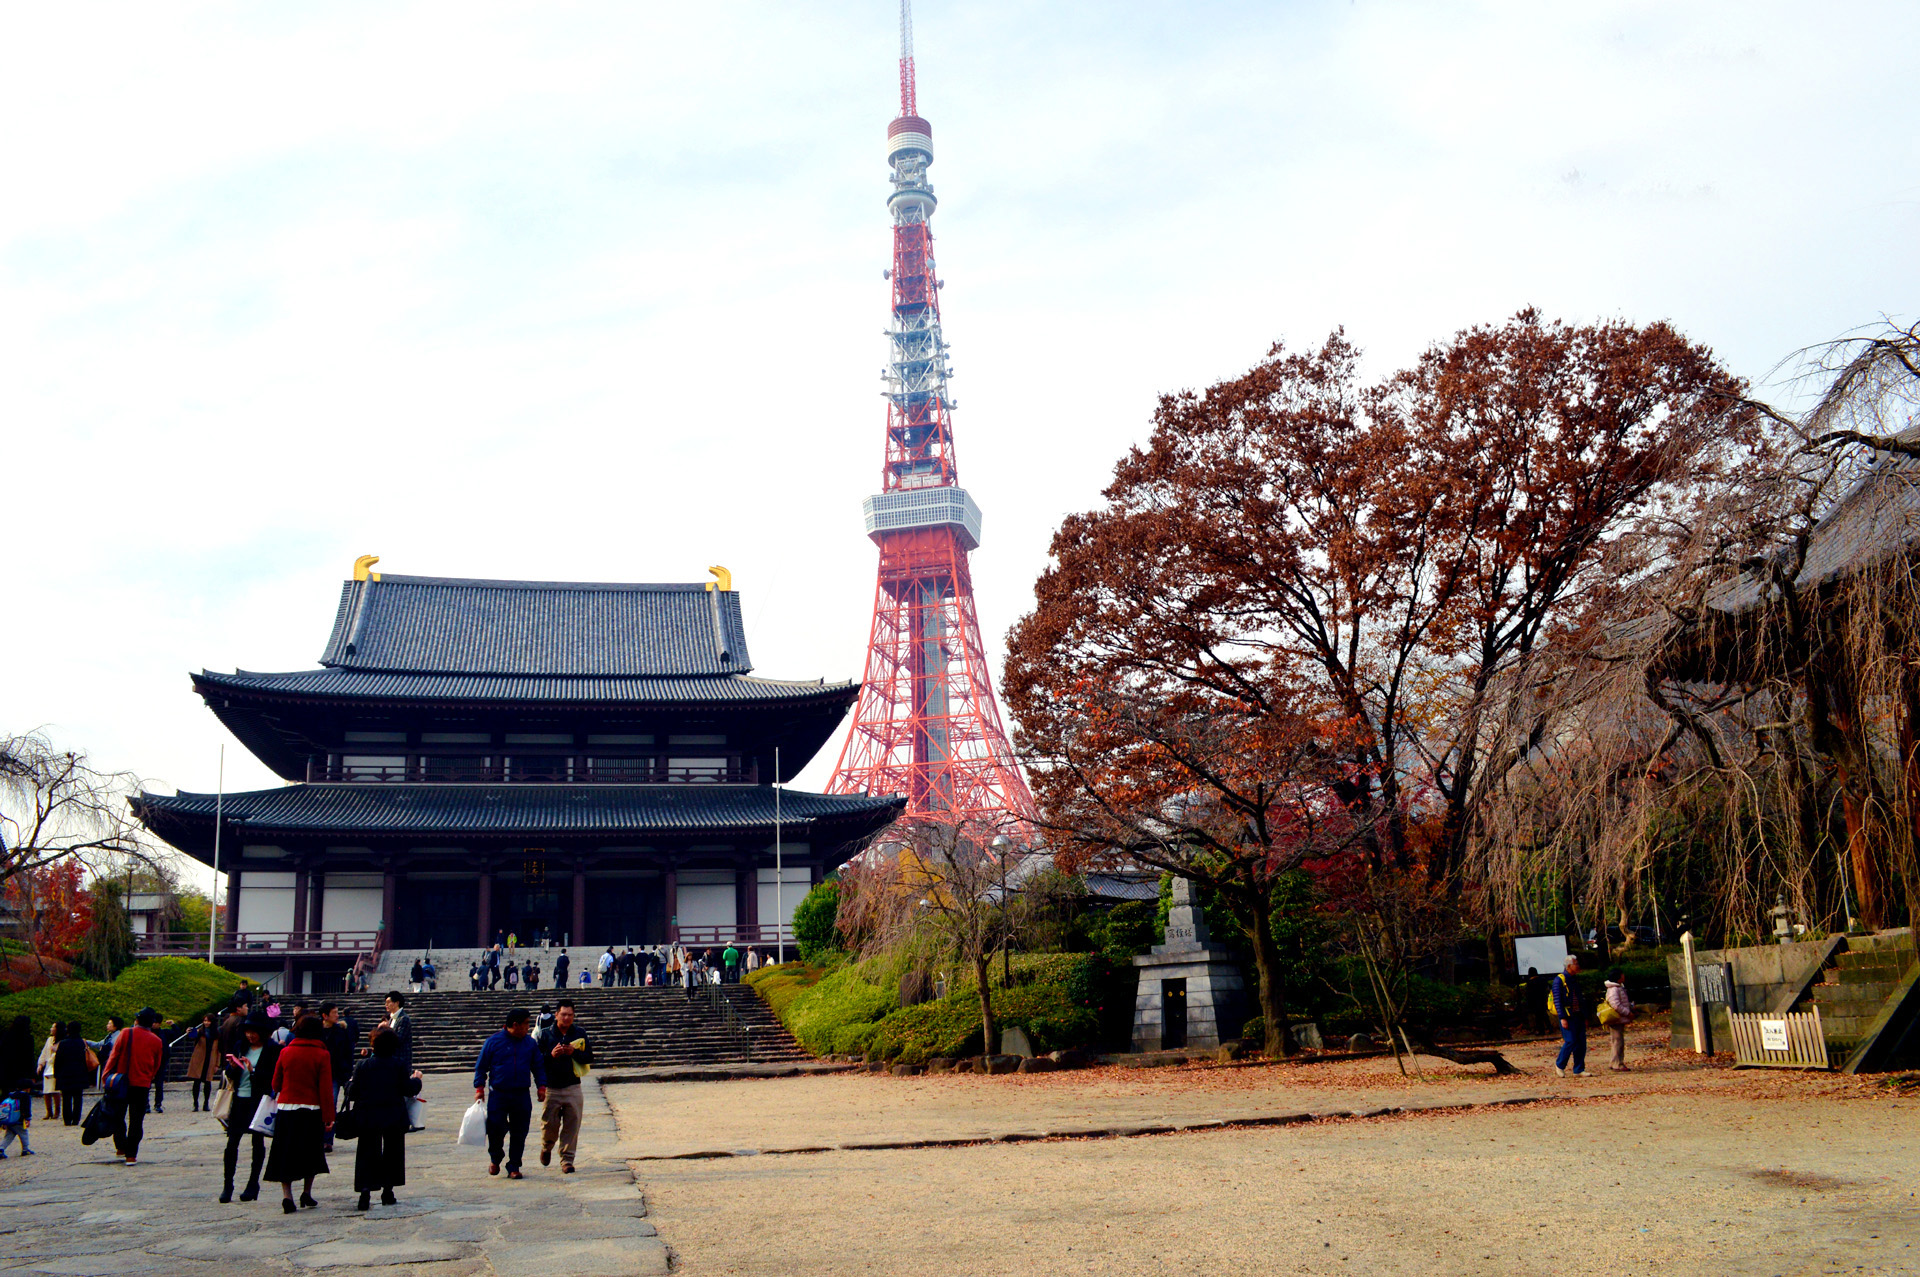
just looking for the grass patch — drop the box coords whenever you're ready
[0,956,253,1041]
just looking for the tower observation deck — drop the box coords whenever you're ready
[827,1,1037,831]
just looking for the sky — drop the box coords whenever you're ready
[4,1,1917,884]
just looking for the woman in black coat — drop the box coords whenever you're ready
[345,1026,423,1210]
[52,1023,92,1125]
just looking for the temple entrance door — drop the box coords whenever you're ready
[500,882,565,948]
[585,878,656,947]
[396,880,477,953]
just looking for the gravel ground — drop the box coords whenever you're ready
[609,1026,1920,1276]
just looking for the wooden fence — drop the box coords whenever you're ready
[1727,1007,1830,1070]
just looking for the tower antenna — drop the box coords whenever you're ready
[898,0,916,118]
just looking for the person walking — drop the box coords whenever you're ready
[552,950,570,989]
[535,999,592,1174]
[469,961,482,992]
[472,1008,547,1179]
[218,1014,280,1203]
[320,1003,355,1153]
[409,958,425,995]
[1601,967,1636,1072]
[503,961,520,991]
[599,947,615,987]
[506,931,519,957]
[383,993,414,1074]
[264,1016,333,1213]
[182,1012,223,1112]
[490,951,504,989]
[102,1008,166,1165]
[421,956,437,991]
[346,1026,423,1210]
[53,1023,92,1126]
[1550,957,1587,1078]
[0,1016,37,1158]
[722,944,740,984]
[150,1018,179,1113]
[36,1023,59,1120]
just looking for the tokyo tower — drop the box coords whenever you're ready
[827,0,1037,829]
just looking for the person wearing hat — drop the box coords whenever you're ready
[218,1014,280,1202]
[102,1008,166,1165]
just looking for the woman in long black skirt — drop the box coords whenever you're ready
[347,1026,423,1210]
[263,1016,334,1213]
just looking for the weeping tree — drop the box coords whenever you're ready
[1469,320,1920,941]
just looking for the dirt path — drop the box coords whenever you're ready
[608,1029,1920,1275]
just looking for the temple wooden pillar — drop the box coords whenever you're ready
[664,869,679,944]
[291,864,311,949]
[381,867,397,950]
[477,866,494,948]
[572,864,588,949]
[738,867,759,944]
[224,867,242,941]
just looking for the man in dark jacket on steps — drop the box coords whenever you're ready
[535,1000,591,1172]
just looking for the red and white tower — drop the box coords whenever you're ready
[827,1,1037,829]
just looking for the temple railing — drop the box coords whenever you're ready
[308,759,749,784]
[134,929,382,956]
[673,924,795,948]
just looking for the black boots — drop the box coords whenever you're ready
[356,1193,370,1211]
[381,1188,396,1206]
[238,1178,260,1202]
[219,1184,233,1204]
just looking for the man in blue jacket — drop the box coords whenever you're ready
[473,1008,547,1178]
[1550,956,1587,1077]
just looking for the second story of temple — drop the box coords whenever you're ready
[194,568,859,787]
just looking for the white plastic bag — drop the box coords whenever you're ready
[456,1100,488,1148]
[406,1097,426,1132]
[248,1094,278,1137]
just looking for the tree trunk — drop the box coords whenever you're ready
[1245,893,1296,1058]
[974,953,998,1057]
[1405,1028,1518,1075]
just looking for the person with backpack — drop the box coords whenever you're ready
[599,947,616,987]
[409,958,425,994]
[1600,967,1636,1072]
[1549,957,1587,1078]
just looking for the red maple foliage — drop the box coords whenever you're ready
[4,860,93,960]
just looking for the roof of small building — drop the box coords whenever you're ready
[320,575,752,677]
[135,783,904,860]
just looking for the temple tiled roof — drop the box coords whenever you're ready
[135,783,904,852]
[196,668,853,705]
[320,575,752,677]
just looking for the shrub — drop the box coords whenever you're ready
[0,956,252,1041]
[790,881,843,962]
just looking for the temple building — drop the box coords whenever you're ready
[134,565,904,991]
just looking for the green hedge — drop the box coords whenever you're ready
[0,957,253,1041]
[747,951,1118,1062]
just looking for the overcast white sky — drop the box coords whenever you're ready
[4,2,1917,859]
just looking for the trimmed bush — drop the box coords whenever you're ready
[0,956,252,1041]
[790,881,843,962]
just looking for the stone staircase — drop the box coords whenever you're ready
[1811,931,1918,1053]
[165,985,808,1077]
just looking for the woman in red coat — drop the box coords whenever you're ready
[263,1016,334,1213]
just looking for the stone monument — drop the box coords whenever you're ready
[1132,877,1245,1051]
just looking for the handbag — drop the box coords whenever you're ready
[405,1096,426,1132]
[248,1094,279,1136]
[1596,1003,1621,1026]
[456,1099,488,1147]
[79,1099,112,1145]
[210,1083,232,1126]
[333,1099,360,1142]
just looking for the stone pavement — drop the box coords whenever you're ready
[0,1075,669,1276]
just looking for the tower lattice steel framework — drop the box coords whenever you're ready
[827,1,1037,830]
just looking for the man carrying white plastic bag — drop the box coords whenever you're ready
[469,1007,546,1178]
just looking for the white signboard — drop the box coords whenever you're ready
[1759,1019,1790,1052]
[1514,934,1571,979]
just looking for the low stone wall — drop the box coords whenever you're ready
[1667,937,1834,1051]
